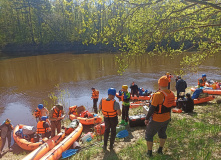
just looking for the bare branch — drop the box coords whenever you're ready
[122,0,164,7]
[171,23,221,33]
[185,0,221,10]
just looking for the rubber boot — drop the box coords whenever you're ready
[119,120,125,125]
[146,150,152,157]
[158,147,163,154]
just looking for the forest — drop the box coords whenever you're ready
[0,0,220,70]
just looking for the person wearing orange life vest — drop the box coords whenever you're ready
[99,88,121,151]
[165,72,174,89]
[198,74,207,88]
[36,116,51,139]
[49,104,65,138]
[145,76,175,157]
[91,87,99,114]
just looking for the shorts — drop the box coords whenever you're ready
[145,119,170,142]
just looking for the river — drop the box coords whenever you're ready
[0,52,221,126]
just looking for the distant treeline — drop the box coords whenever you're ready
[0,0,198,56]
[2,42,117,56]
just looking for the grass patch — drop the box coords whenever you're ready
[69,103,220,160]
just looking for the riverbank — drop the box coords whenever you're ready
[0,42,117,58]
[2,96,221,160]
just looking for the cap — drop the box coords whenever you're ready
[158,76,169,87]
[166,72,170,75]
[5,119,11,124]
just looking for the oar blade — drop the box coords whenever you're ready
[116,130,129,138]
[62,149,78,159]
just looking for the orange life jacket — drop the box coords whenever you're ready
[92,90,99,99]
[216,82,220,89]
[34,108,41,118]
[52,108,62,118]
[198,78,206,87]
[102,99,117,118]
[94,123,105,135]
[152,90,175,122]
[36,121,47,134]
[69,105,78,116]
[65,127,75,136]
[80,110,93,118]
[167,75,172,82]
[155,90,175,114]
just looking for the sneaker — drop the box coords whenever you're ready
[157,149,163,154]
[124,122,128,126]
[8,148,13,152]
[119,120,125,125]
[146,151,152,157]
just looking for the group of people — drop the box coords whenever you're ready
[34,103,65,138]
[98,76,176,157]
[97,73,198,156]
[175,74,195,113]
[0,73,205,158]
[198,74,221,89]
[0,103,65,156]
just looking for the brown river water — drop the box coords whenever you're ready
[0,52,221,126]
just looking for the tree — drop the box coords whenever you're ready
[96,0,221,73]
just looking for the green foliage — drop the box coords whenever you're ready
[44,84,70,111]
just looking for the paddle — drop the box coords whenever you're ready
[62,149,78,159]
[116,130,129,138]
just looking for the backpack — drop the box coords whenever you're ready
[198,92,209,98]
[80,111,93,118]
[192,89,203,99]
[15,129,24,138]
[15,129,30,140]
[22,126,37,135]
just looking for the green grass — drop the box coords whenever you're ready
[68,103,220,160]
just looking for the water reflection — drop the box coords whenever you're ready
[0,52,221,124]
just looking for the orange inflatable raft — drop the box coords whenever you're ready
[172,108,182,113]
[173,95,215,106]
[76,116,102,125]
[22,131,66,160]
[116,93,150,101]
[69,106,102,125]
[193,95,215,104]
[13,124,48,151]
[191,87,221,95]
[130,101,149,108]
[39,123,83,160]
